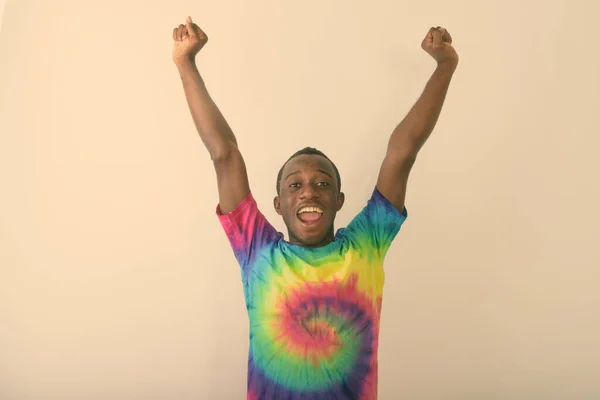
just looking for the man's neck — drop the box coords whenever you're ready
[288,229,335,248]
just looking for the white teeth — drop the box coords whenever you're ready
[298,207,323,214]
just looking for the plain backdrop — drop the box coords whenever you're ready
[0,0,5,32]
[1,0,599,399]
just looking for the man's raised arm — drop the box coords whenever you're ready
[173,16,250,214]
[376,26,459,212]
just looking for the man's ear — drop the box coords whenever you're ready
[274,196,282,215]
[336,192,345,211]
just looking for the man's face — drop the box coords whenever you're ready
[274,154,344,247]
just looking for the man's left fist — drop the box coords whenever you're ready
[421,26,459,67]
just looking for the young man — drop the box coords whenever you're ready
[173,16,458,400]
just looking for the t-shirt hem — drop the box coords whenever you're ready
[373,187,408,220]
[216,192,255,224]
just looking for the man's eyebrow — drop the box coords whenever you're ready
[284,170,301,180]
[316,169,334,179]
[285,169,333,180]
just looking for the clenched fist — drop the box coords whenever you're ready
[172,16,208,64]
[421,27,458,67]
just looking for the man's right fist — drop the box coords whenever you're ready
[172,16,208,64]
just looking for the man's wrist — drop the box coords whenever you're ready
[174,55,197,70]
[436,59,458,73]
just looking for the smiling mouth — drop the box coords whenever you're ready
[297,206,324,224]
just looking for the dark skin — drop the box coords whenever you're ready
[174,17,458,247]
[274,154,345,247]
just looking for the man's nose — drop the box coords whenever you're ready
[299,184,318,199]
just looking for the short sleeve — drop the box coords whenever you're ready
[216,192,280,269]
[342,187,408,259]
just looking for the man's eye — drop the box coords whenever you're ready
[317,182,329,187]
[289,183,300,188]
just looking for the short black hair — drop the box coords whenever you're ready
[276,147,341,195]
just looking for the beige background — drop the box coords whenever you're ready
[1,0,599,399]
[0,0,5,33]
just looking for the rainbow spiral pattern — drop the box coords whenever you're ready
[217,188,406,399]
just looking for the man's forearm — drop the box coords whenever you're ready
[388,61,457,156]
[176,58,237,161]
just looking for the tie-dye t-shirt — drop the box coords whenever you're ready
[217,188,407,400]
